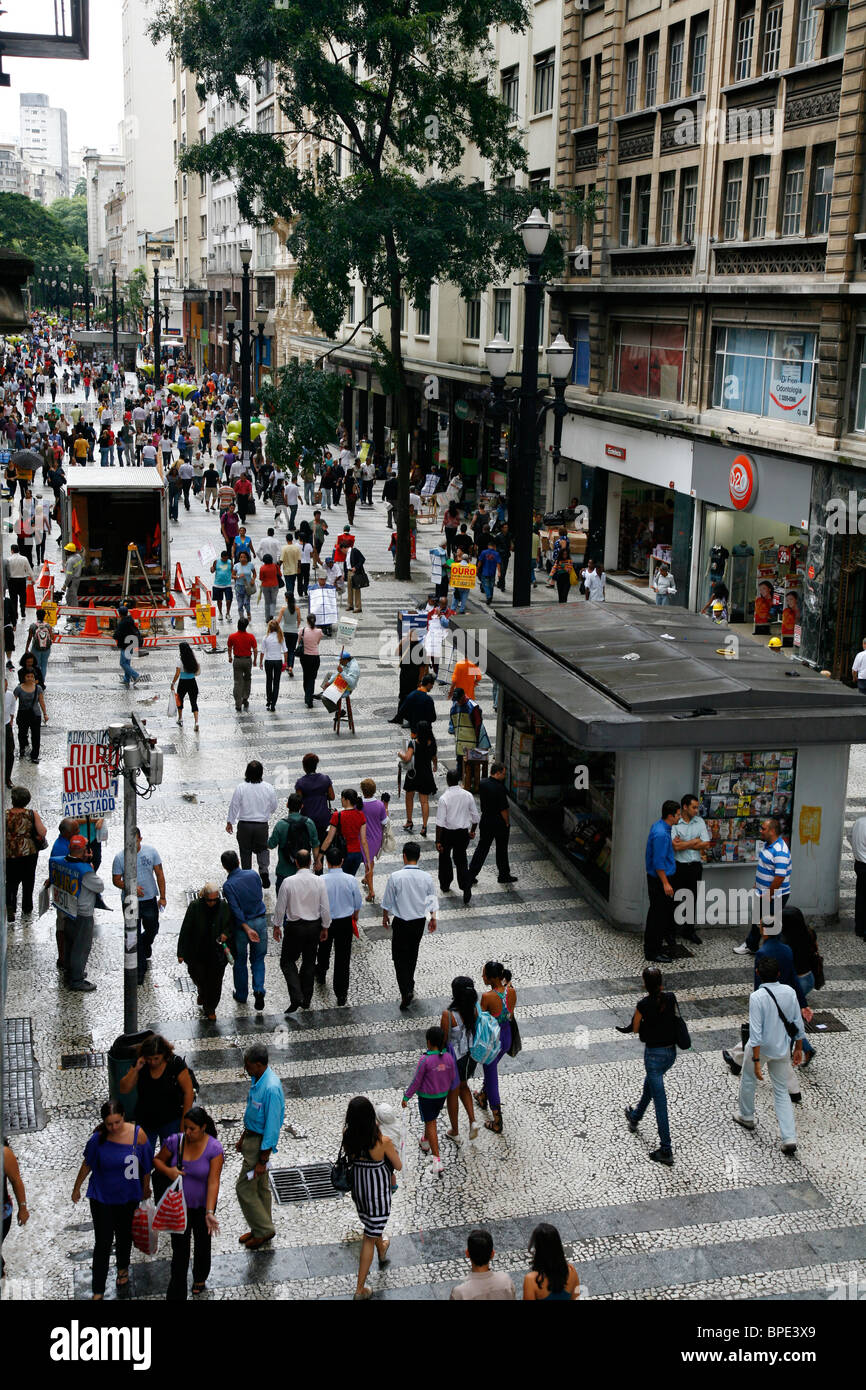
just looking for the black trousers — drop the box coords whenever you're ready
[391,916,425,1001]
[644,874,676,958]
[468,817,511,881]
[298,563,310,596]
[7,577,26,618]
[5,720,14,784]
[187,957,227,1015]
[855,861,866,937]
[89,1198,138,1296]
[496,557,510,590]
[300,652,320,707]
[672,862,702,935]
[316,914,353,1000]
[554,571,571,603]
[138,897,160,982]
[284,632,298,670]
[281,918,321,1008]
[236,820,269,873]
[437,827,471,891]
[6,853,38,914]
[444,528,458,558]
[166,1207,212,1300]
[181,479,192,509]
[17,712,41,759]
[264,659,283,706]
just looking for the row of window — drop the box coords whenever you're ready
[500,49,556,120]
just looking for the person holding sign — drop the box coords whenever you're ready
[50,835,104,992]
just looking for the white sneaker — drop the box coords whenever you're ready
[418,1136,430,1153]
[732,942,751,955]
[432,1157,443,1177]
[732,1112,756,1130]
[469,1122,479,1140]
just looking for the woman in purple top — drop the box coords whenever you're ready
[294,752,335,838]
[154,1105,225,1299]
[402,1025,459,1178]
[360,776,389,903]
[71,1100,154,1299]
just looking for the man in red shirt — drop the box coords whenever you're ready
[333,529,355,565]
[227,616,258,711]
[234,471,254,523]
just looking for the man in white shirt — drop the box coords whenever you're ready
[226,760,279,886]
[163,406,177,439]
[852,637,866,693]
[733,953,805,1153]
[409,489,422,515]
[652,563,676,605]
[849,813,866,939]
[159,433,174,467]
[283,476,300,530]
[585,564,606,603]
[338,446,355,473]
[142,440,158,467]
[5,545,35,619]
[435,768,479,905]
[230,455,247,484]
[671,792,711,946]
[273,849,331,1013]
[280,533,301,597]
[450,1230,516,1301]
[382,842,439,1010]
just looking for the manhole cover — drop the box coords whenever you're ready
[373,707,400,721]
[161,744,177,754]
[61,1053,107,1070]
[805,1011,848,1034]
[175,976,197,993]
[270,1163,342,1204]
[3,1016,43,1133]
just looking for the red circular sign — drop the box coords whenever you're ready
[808,564,815,580]
[729,453,756,510]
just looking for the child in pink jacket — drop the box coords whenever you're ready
[402,1026,459,1176]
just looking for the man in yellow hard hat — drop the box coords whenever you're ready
[63,543,84,611]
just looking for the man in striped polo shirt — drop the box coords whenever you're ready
[733,817,791,955]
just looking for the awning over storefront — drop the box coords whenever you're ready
[451,604,866,751]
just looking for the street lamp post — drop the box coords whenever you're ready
[152,258,161,391]
[67,263,73,328]
[84,268,90,330]
[111,265,119,365]
[239,245,252,463]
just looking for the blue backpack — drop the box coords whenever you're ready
[470,1002,501,1065]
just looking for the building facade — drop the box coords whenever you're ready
[82,147,126,285]
[121,0,174,278]
[18,92,69,203]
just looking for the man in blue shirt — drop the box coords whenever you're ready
[220,850,268,1012]
[477,545,500,605]
[111,829,166,985]
[236,1042,285,1249]
[644,801,680,963]
[315,845,363,1006]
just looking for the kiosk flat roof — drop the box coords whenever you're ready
[453,603,866,750]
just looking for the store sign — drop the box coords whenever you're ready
[605,444,626,460]
[63,730,117,817]
[729,453,757,511]
[454,400,470,420]
[450,563,477,590]
[767,376,811,423]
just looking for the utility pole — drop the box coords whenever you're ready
[111,265,119,366]
[152,258,161,391]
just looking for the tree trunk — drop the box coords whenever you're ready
[385,237,411,582]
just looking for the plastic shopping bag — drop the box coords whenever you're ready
[131,1198,159,1255]
[152,1176,187,1234]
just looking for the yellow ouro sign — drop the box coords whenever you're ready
[449,563,477,590]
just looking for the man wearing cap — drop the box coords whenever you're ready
[315,649,360,712]
[62,542,84,611]
[49,835,104,991]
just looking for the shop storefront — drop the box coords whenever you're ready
[691,443,812,634]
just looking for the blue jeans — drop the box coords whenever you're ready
[235,584,251,618]
[119,649,140,686]
[631,1045,676,1151]
[452,588,468,613]
[34,647,50,683]
[343,851,364,878]
[480,575,494,602]
[100,448,111,467]
[655,593,670,606]
[232,916,268,1000]
[321,487,332,510]
[304,479,316,504]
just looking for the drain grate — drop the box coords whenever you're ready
[61,1052,107,1070]
[2,1017,44,1133]
[175,975,197,993]
[161,744,177,754]
[805,1011,848,1034]
[270,1162,343,1204]
[373,706,400,721]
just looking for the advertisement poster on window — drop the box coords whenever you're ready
[766,334,811,424]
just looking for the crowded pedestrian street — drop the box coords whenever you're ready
[2,375,866,1309]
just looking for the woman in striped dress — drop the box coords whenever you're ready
[342,1096,402,1300]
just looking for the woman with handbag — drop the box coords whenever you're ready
[260,618,286,712]
[344,468,360,526]
[360,778,389,903]
[622,966,683,1166]
[441,976,480,1141]
[549,537,574,605]
[5,784,48,919]
[154,1105,224,1299]
[342,1096,401,1300]
[398,721,437,836]
[71,1101,153,1300]
[474,961,517,1135]
[277,593,301,678]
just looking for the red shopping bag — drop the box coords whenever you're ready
[131,1199,158,1255]
[152,1177,187,1234]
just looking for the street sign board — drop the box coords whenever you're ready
[63,730,117,816]
[449,563,477,590]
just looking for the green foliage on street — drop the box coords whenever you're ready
[258,361,344,475]
[0,193,87,278]
[150,0,567,579]
[73,177,87,198]
[48,195,88,251]
[126,267,150,322]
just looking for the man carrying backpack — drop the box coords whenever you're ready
[25,606,54,685]
[268,794,321,891]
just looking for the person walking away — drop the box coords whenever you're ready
[49,834,103,991]
[170,640,201,730]
[13,667,47,763]
[235,1043,285,1249]
[259,552,281,624]
[622,966,680,1166]
[114,606,142,688]
[733,954,806,1154]
[382,470,398,529]
[226,760,277,883]
[450,1229,515,1300]
[118,1035,195,1160]
[25,606,54,686]
[381,842,438,1010]
[110,828,166,985]
[441,975,480,1141]
[465,761,516,898]
[359,777,389,903]
[154,1106,224,1299]
[5,544,35,620]
[342,1096,401,1299]
[644,801,679,963]
[435,769,478,907]
[5,785,48,920]
[550,538,574,603]
[733,816,791,955]
[280,531,301,598]
[476,540,500,605]
[227,616,257,712]
[345,539,367,613]
[473,961,516,1134]
[277,592,301,679]
[523,1224,580,1301]
[210,550,234,620]
[269,794,321,891]
[494,523,513,592]
[671,792,710,946]
[221,850,268,1011]
[299,612,324,709]
[71,1101,153,1300]
[402,1025,459,1177]
[315,844,363,1006]
[344,468,360,526]
[273,850,331,1013]
[321,787,371,880]
[177,884,235,1021]
[260,618,285,711]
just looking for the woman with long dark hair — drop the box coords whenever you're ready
[71,1100,153,1299]
[549,531,573,604]
[170,640,201,730]
[277,591,301,678]
[523,1223,580,1301]
[260,617,285,711]
[399,720,437,836]
[342,1095,402,1300]
[117,1034,195,1158]
[623,966,679,1166]
[441,975,479,1141]
[474,961,516,1135]
[154,1105,224,1299]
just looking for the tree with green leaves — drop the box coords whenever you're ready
[151,0,570,579]
[259,360,343,477]
[49,195,88,251]
[0,193,87,279]
[126,267,150,326]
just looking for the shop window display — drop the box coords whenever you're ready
[698,749,795,864]
[502,694,614,897]
[700,508,804,630]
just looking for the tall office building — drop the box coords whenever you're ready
[18,92,69,203]
[121,0,174,274]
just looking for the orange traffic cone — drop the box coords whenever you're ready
[173,561,186,593]
[83,600,100,637]
[37,560,52,591]
[189,576,201,607]
[25,578,38,608]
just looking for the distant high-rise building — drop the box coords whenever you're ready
[121,0,174,274]
[19,92,69,203]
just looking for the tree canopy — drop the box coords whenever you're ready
[258,361,343,474]
[49,195,88,251]
[0,193,87,278]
